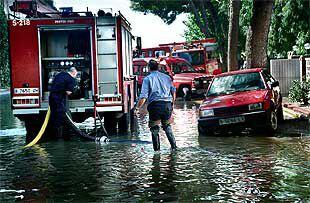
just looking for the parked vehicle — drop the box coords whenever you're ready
[160,38,222,75]
[133,58,154,92]
[134,39,222,75]
[8,2,137,139]
[139,46,171,58]
[198,68,283,135]
[133,57,213,99]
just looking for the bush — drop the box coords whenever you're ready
[288,78,310,105]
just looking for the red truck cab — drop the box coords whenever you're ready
[198,68,283,135]
[133,57,213,99]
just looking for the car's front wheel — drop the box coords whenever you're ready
[266,110,278,133]
[277,105,284,123]
[198,124,214,136]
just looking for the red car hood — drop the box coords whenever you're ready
[201,90,268,109]
[174,73,210,81]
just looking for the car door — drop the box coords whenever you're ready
[262,70,281,109]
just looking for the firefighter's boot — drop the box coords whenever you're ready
[150,125,160,151]
[163,125,177,150]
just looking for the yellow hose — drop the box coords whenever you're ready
[24,107,51,148]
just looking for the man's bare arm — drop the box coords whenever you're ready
[136,98,147,109]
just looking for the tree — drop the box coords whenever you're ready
[0,3,9,88]
[130,0,229,70]
[227,0,241,71]
[268,0,310,58]
[246,0,274,68]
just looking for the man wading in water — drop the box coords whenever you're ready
[134,59,177,151]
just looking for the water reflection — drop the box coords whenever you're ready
[0,96,309,202]
[0,93,23,130]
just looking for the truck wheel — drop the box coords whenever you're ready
[266,110,278,133]
[178,86,191,100]
[24,118,41,143]
[118,101,131,133]
[104,113,117,135]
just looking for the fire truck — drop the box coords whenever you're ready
[159,39,221,75]
[136,39,222,75]
[8,1,137,139]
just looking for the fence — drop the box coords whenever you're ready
[270,59,300,97]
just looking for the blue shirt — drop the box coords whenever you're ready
[139,71,176,104]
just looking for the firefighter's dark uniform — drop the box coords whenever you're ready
[49,71,76,138]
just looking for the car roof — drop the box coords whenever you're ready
[216,68,263,77]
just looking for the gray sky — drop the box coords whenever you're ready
[54,0,188,48]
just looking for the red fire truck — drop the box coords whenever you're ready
[140,46,171,58]
[159,39,221,75]
[8,2,137,139]
[135,39,222,75]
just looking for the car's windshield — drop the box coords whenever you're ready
[173,50,204,66]
[170,62,197,74]
[207,72,265,96]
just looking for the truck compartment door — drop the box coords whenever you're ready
[96,17,118,96]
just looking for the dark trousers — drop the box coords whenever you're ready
[147,101,173,128]
[147,101,176,150]
[49,93,66,128]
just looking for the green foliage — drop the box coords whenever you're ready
[130,0,188,24]
[238,0,253,53]
[130,0,309,64]
[0,4,9,88]
[184,0,253,62]
[268,0,310,58]
[288,79,310,105]
[183,0,229,61]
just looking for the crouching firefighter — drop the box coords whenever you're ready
[134,59,177,151]
[49,67,78,139]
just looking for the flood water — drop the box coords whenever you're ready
[1,92,309,202]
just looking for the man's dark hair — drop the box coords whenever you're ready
[148,59,159,71]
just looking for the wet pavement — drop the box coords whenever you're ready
[0,93,309,202]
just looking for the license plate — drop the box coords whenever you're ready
[219,116,245,125]
[14,88,39,94]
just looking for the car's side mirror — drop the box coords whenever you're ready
[271,81,279,88]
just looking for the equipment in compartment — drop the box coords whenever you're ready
[40,29,92,100]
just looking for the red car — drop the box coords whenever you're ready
[198,68,283,135]
[133,57,212,99]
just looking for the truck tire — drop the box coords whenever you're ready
[24,117,42,143]
[178,86,192,101]
[104,113,117,135]
[118,100,131,133]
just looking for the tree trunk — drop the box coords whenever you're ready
[246,0,274,69]
[227,0,240,72]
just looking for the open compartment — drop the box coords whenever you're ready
[39,28,93,100]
